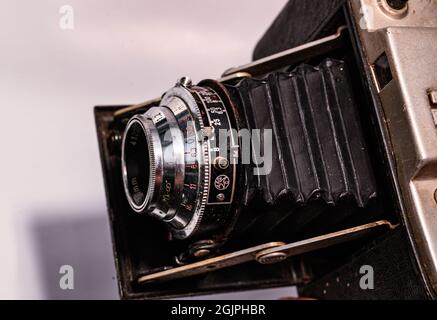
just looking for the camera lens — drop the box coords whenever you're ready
[121,79,238,239]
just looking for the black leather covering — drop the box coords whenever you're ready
[301,228,429,299]
[253,0,346,60]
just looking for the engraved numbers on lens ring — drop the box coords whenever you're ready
[162,179,172,203]
[181,113,199,214]
[208,106,225,115]
[181,201,193,211]
[210,118,221,126]
[167,100,199,217]
[194,86,236,205]
[151,111,165,124]
[214,174,230,191]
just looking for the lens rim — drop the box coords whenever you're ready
[121,116,158,213]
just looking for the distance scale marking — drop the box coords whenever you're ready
[179,116,199,214]
[193,86,236,205]
[166,99,200,227]
[147,108,179,216]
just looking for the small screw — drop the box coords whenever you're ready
[216,193,225,201]
[256,252,288,264]
[214,156,229,170]
[193,249,210,258]
[178,76,192,88]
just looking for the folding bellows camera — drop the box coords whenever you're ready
[95,0,437,299]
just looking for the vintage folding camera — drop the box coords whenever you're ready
[95,0,437,299]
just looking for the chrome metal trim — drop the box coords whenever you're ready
[350,0,437,296]
[137,220,395,284]
[160,85,210,239]
[121,115,161,214]
[221,26,347,79]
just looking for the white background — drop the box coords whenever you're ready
[0,0,292,299]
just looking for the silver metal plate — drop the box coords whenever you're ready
[137,220,395,285]
[350,0,437,296]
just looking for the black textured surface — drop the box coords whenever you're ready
[300,228,429,299]
[227,59,376,208]
[253,0,346,60]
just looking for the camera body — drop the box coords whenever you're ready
[95,0,437,299]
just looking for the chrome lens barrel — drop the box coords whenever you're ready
[122,79,238,239]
